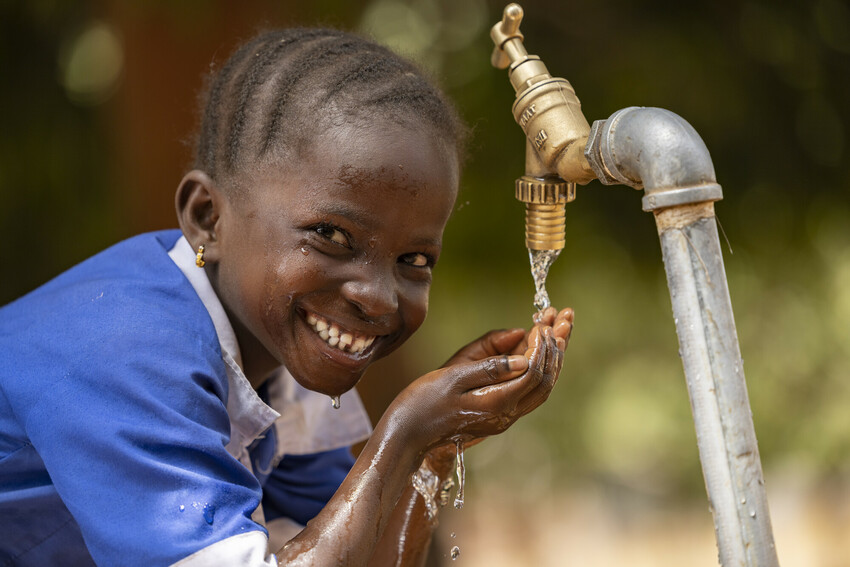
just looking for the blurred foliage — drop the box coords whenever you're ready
[2,0,849,503]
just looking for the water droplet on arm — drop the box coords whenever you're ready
[451,546,460,560]
[331,395,340,409]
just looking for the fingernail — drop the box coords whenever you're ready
[507,355,528,370]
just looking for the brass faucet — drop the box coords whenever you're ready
[490,3,596,251]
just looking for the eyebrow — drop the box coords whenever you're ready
[310,202,373,228]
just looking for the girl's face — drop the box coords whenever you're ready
[212,123,459,396]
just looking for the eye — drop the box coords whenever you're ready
[314,223,351,248]
[400,252,433,268]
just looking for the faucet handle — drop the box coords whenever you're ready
[490,3,526,69]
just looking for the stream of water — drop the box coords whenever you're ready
[529,249,560,312]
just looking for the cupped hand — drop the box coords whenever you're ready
[392,307,574,460]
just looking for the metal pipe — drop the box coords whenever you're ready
[586,108,779,567]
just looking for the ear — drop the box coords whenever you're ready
[175,170,226,265]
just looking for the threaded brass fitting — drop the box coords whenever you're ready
[525,202,565,250]
[515,176,574,250]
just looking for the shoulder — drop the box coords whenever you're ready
[0,230,227,421]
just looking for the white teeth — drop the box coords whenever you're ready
[306,312,376,354]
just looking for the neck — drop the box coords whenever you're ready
[226,306,281,390]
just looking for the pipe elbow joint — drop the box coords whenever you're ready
[585,106,723,211]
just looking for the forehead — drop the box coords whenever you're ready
[249,122,459,227]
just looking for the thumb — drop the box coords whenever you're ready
[451,353,529,391]
[445,328,525,366]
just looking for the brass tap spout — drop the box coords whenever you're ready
[491,3,596,251]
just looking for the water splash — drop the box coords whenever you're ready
[453,439,465,510]
[529,249,561,311]
[411,461,440,522]
[331,395,340,409]
[451,546,460,560]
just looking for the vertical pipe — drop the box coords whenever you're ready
[655,202,778,566]
[586,107,780,565]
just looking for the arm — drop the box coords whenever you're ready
[366,448,455,567]
[276,308,573,566]
[366,307,574,566]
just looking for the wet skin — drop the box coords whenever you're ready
[175,122,574,566]
[182,122,459,393]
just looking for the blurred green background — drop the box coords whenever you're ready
[2,0,849,564]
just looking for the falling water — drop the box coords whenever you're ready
[529,249,560,311]
[331,396,340,409]
[453,439,465,509]
[451,546,460,560]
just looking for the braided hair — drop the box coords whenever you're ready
[194,28,467,186]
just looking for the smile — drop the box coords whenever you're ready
[305,311,377,354]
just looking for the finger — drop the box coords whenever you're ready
[523,326,541,359]
[552,308,574,342]
[452,353,529,391]
[472,326,550,402]
[532,306,557,326]
[444,328,525,366]
[515,328,562,415]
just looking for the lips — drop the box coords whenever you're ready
[305,311,377,354]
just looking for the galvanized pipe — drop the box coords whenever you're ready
[586,107,779,567]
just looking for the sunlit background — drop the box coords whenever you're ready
[2,0,849,565]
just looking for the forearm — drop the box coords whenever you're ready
[367,484,432,567]
[275,417,421,566]
[368,448,456,567]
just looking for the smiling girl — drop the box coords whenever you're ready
[0,28,573,566]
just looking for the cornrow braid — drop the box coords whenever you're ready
[193,28,467,186]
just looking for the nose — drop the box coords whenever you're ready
[340,266,399,319]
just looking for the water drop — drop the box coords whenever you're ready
[529,249,560,312]
[454,439,465,510]
[300,247,310,256]
[203,503,216,524]
[749,509,756,518]
[179,505,185,512]
[451,546,460,560]
[331,395,340,409]
[450,532,456,539]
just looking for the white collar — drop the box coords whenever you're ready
[168,236,279,445]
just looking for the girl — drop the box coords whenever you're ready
[0,28,573,566]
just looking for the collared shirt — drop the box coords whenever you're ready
[168,235,373,548]
[0,231,372,566]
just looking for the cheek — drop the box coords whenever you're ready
[258,254,313,347]
[403,285,431,332]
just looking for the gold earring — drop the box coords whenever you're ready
[195,245,206,268]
